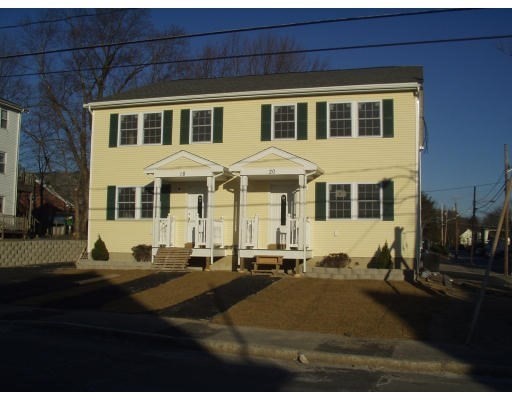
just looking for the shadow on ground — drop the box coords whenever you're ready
[0,267,292,391]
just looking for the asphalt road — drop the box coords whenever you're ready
[1,322,510,391]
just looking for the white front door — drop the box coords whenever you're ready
[186,184,207,245]
[269,184,298,249]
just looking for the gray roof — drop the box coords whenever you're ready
[97,66,423,103]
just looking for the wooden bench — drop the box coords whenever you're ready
[252,255,283,275]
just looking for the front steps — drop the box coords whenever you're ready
[153,247,192,271]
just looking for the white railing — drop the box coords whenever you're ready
[288,217,299,249]
[244,216,258,248]
[194,217,224,248]
[195,218,208,247]
[305,217,311,249]
[158,215,175,247]
[213,218,224,247]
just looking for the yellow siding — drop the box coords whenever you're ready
[89,92,418,261]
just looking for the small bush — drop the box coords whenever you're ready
[132,244,152,262]
[429,243,448,256]
[368,242,393,269]
[91,235,109,261]
[316,253,351,268]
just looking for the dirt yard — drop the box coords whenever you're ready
[1,267,510,344]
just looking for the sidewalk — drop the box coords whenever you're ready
[1,303,511,379]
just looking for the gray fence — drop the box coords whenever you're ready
[0,239,86,267]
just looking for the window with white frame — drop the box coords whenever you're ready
[119,112,163,146]
[119,114,138,145]
[143,113,162,144]
[329,103,352,137]
[327,101,382,138]
[117,186,154,219]
[191,109,212,143]
[273,105,295,139]
[0,151,5,174]
[328,183,381,220]
[357,184,381,218]
[358,102,381,137]
[328,184,351,219]
[1,109,7,129]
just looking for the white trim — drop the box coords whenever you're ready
[85,82,421,110]
[189,107,213,144]
[88,109,95,253]
[118,111,164,147]
[271,103,297,141]
[144,150,226,176]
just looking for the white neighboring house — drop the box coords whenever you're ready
[0,97,24,216]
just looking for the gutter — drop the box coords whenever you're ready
[84,82,421,110]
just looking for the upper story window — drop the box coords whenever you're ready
[326,100,383,138]
[329,103,352,137]
[191,109,212,143]
[0,152,5,174]
[1,109,7,129]
[358,102,381,137]
[273,105,296,139]
[119,112,163,146]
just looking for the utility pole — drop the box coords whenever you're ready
[454,202,459,261]
[471,186,476,265]
[505,144,510,276]
[441,204,444,246]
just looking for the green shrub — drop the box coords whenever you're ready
[91,235,109,261]
[368,242,393,269]
[316,253,351,268]
[132,244,152,262]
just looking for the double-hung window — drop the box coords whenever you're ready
[117,186,154,219]
[0,151,5,174]
[191,109,212,143]
[0,109,7,129]
[119,112,163,145]
[273,105,296,139]
[328,183,382,220]
[327,100,382,138]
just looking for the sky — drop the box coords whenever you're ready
[1,2,511,219]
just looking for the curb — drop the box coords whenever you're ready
[3,318,512,379]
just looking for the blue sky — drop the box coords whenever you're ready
[1,5,511,218]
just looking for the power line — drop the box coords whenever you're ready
[0,8,478,61]
[0,9,136,31]
[3,32,512,79]
[424,182,498,194]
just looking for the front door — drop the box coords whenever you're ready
[269,184,298,249]
[186,184,207,245]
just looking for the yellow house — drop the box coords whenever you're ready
[85,66,424,272]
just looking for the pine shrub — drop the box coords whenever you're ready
[91,235,109,261]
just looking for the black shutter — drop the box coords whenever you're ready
[261,104,271,141]
[315,182,327,221]
[162,110,172,145]
[316,102,327,139]
[180,109,190,145]
[297,102,308,140]
[160,183,171,218]
[106,186,116,220]
[383,99,394,138]
[382,179,394,221]
[213,107,223,143]
[109,114,118,147]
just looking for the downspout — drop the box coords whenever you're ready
[415,86,424,281]
[86,105,94,255]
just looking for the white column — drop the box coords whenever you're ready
[152,177,162,259]
[299,174,306,250]
[238,175,248,265]
[207,175,215,264]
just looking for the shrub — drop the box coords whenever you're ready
[368,242,393,269]
[132,244,152,262]
[91,235,109,261]
[316,253,351,268]
[429,243,448,256]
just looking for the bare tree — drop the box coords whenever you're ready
[22,9,189,238]
[191,32,328,78]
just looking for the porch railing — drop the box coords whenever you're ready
[0,214,29,238]
[194,218,224,248]
[158,215,175,247]
[243,216,259,248]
